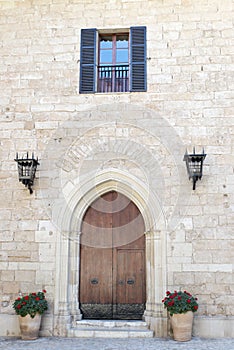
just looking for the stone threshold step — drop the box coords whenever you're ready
[68,328,154,338]
[74,320,149,330]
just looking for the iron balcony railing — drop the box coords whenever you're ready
[97,65,129,93]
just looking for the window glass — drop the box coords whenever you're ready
[116,50,128,64]
[99,33,129,65]
[116,34,129,64]
[116,35,128,48]
[100,50,112,64]
[100,35,113,49]
[100,35,113,64]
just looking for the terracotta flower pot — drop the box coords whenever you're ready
[18,313,42,340]
[170,311,194,342]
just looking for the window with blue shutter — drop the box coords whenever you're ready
[130,26,147,92]
[79,28,97,93]
[79,27,146,94]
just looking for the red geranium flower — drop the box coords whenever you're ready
[13,290,48,318]
[162,289,199,316]
[42,289,47,293]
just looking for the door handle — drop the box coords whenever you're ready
[90,278,98,285]
[127,279,135,285]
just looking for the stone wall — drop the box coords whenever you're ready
[0,0,233,338]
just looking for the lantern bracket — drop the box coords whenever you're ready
[15,152,39,194]
[183,148,206,190]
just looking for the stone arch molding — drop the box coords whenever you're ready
[54,169,167,335]
[62,168,166,235]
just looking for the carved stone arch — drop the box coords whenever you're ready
[54,169,168,336]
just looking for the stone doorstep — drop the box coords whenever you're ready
[67,320,154,338]
[75,320,149,329]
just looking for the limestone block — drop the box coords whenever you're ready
[17,220,38,231]
[36,270,54,285]
[194,272,215,284]
[216,272,233,284]
[35,230,55,243]
[171,243,193,257]
[174,272,195,285]
[0,314,20,336]
[0,231,14,241]
[1,271,14,282]
[15,270,35,282]
[39,243,56,262]
[212,250,234,264]
[193,251,213,263]
[14,231,35,242]
[3,282,19,294]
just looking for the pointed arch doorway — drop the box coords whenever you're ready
[79,191,146,320]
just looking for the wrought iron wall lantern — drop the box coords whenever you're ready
[15,153,40,194]
[183,148,206,190]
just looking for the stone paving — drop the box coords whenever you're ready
[0,337,233,350]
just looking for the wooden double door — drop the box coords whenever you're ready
[79,191,146,320]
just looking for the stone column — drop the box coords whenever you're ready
[54,231,71,336]
[69,231,83,326]
[144,230,168,337]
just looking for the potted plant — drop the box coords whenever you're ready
[162,290,198,341]
[13,290,48,340]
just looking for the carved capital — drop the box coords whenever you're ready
[144,230,161,240]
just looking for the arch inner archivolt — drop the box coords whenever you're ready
[54,170,168,336]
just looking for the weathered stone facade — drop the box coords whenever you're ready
[0,0,233,338]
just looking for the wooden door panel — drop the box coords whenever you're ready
[117,249,145,304]
[79,246,113,319]
[80,191,146,319]
[80,246,112,304]
[114,249,145,319]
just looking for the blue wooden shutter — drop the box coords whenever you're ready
[130,26,147,92]
[79,28,97,93]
